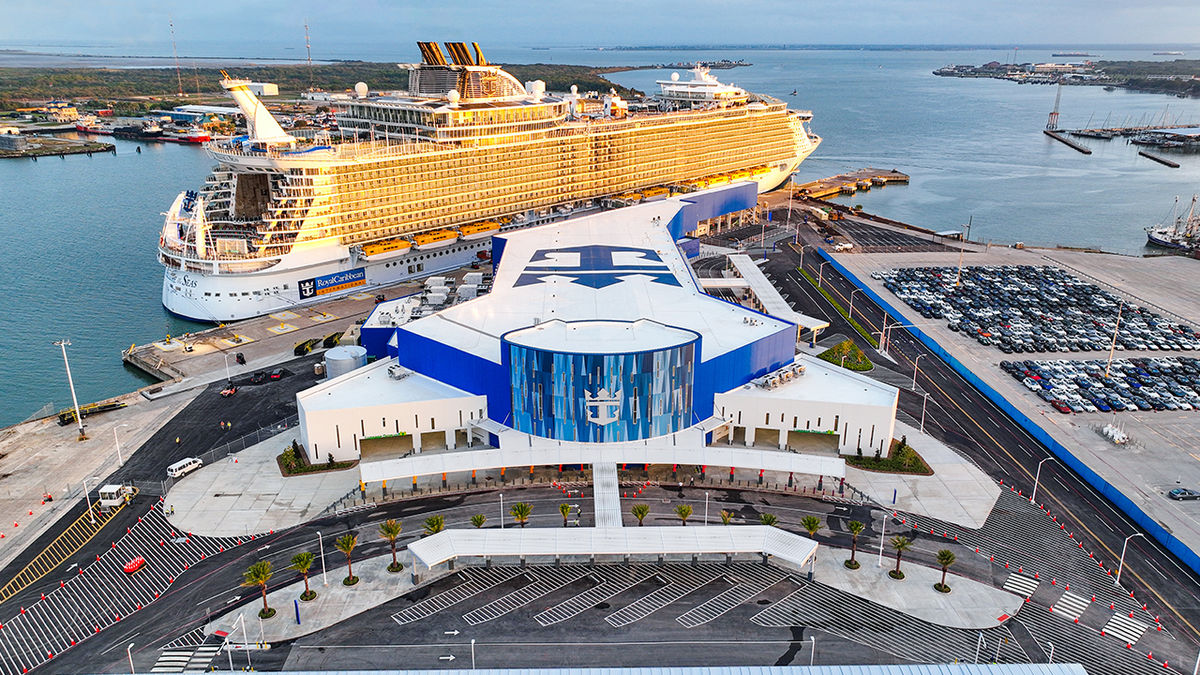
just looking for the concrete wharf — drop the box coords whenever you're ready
[1067,122,1200,138]
[788,168,909,200]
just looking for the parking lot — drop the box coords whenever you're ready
[835,220,956,254]
[1002,356,1200,415]
[879,264,1200,354]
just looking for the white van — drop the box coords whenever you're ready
[166,457,203,479]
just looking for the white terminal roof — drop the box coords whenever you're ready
[406,525,818,570]
[363,295,421,329]
[727,354,897,408]
[506,319,697,353]
[726,254,830,333]
[400,200,792,364]
[296,359,477,412]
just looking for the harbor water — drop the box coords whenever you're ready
[3,45,1200,427]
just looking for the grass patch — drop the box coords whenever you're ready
[343,575,359,586]
[889,569,906,580]
[277,445,357,477]
[817,339,873,372]
[300,589,317,602]
[258,607,276,619]
[797,268,879,348]
[846,437,933,475]
[934,583,951,594]
[844,559,861,570]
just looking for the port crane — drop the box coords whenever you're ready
[1046,82,1063,131]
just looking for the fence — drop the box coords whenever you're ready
[817,248,1200,579]
[131,415,301,496]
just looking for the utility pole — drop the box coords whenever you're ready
[955,215,971,287]
[305,21,314,91]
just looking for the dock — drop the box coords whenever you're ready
[1138,150,1180,168]
[0,135,115,160]
[1043,130,1092,155]
[789,168,909,200]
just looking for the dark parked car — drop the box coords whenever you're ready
[1168,488,1200,501]
[270,368,284,380]
[250,371,266,384]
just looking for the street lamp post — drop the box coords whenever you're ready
[1105,301,1125,379]
[848,289,862,321]
[817,261,831,288]
[808,636,816,666]
[53,339,86,440]
[222,352,233,384]
[911,354,926,390]
[704,492,709,527]
[876,513,887,567]
[127,643,135,675]
[1116,532,1145,587]
[83,475,99,525]
[500,493,505,530]
[238,614,252,670]
[920,393,931,434]
[471,638,477,669]
[1047,641,1055,664]
[113,424,129,466]
[317,531,328,586]
[840,355,848,369]
[1030,457,1054,505]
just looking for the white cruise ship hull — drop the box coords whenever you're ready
[162,169,804,323]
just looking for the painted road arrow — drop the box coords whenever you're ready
[444,630,460,636]
[439,655,456,661]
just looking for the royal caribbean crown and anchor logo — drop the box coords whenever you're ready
[515,245,681,289]
[584,387,622,426]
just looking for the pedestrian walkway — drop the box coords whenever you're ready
[0,501,125,603]
[1051,591,1090,621]
[1014,601,1166,674]
[0,504,247,675]
[1002,573,1040,598]
[847,421,1000,528]
[164,430,359,537]
[1103,612,1150,646]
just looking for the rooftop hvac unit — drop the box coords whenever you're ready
[388,364,411,381]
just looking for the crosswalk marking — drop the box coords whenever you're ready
[150,649,193,673]
[1050,591,1089,621]
[1002,573,1039,597]
[1103,613,1150,646]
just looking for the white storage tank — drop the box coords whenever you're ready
[324,345,368,380]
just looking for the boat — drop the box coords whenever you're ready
[457,221,500,240]
[158,41,820,322]
[113,120,163,140]
[1052,51,1093,57]
[1146,195,1200,251]
[1155,51,1185,56]
[163,125,211,144]
[1103,86,1117,92]
[360,238,412,258]
[790,89,797,96]
[75,116,113,135]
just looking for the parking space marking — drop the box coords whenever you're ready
[461,567,591,626]
[605,565,724,628]
[1103,613,1150,646]
[391,567,525,625]
[534,566,650,627]
[676,564,790,628]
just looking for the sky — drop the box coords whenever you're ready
[2,0,1199,56]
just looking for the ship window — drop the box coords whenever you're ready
[204,292,211,296]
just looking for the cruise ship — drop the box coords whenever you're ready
[159,41,820,321]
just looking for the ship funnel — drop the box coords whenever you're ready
[220,77,294,145]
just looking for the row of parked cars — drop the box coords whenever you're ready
[1001,356,1200,414]
[876,264,1200,354]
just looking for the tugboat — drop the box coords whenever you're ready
[1146,195,1200,251]
[113,120,164,140]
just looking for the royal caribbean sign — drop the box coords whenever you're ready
[299,267,366,299]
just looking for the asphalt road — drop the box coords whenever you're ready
[771,236,1200,648]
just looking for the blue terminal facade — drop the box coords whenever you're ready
[371,183,798,443]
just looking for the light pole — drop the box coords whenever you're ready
[817,261,831,288]
[1047,641,1055,664]
[1105,301,1125,379]
[876,513,887,567]
[974,632,985,664]
[317,531,328,586]
[704,492,709,526]
[471,638,476,669]
[238,614,252,670]
[127,643,135,674]
[840,354,848,369]
[53,339,86,440]
[113,424,129,466]
[1115,532,1145,587]
[83,475,99,525]
[1030,457,1054,505]
[798,244,809,270]
[919,393,931,434]
[848,289,862,321]
[500,493,505,529]
[222,352,233,385]
[911,354,925,389]
[807,636,816,666]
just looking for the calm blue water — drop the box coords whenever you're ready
[3,45,1200,427]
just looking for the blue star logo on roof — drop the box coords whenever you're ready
[514,244,681,289]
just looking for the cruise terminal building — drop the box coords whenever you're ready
[295,184,897,569]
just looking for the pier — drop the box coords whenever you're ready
[789,168,909,200]
[1043,130,1092,154]
[1067,122,1200,138]
[1138,150,1180,168]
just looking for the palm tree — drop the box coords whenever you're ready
[759,513,779,527]
[378,519,403,573]
[470,514,487,529]
[510,502,533,528]
[674,503,693,526]
[241,561,274,618]
[423,515,445,536]
[845,520,865,569]
[335,533,358,585]
[631,504,650,526]
[559,503,572,527]
[935,549,957,592]
[289,552,316,601]
[889,536,913,579]
[801,515,821,538]
[719,510,733,525]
